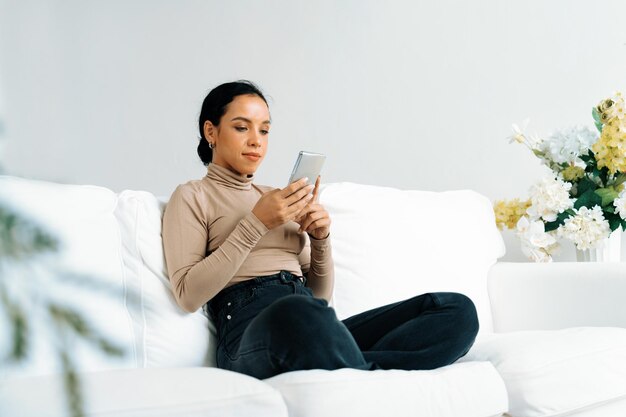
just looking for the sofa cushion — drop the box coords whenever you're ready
[0,175,137,374]
[0,367,288,417]
[460,327,626,417]
[114,190,215,367]
[0,176,214,374]
[265,361,508,417]
[319,182,505,332]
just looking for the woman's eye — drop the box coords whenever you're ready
[261,130,269,135]
[235,126,247,132]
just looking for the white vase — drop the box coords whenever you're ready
[576,230,622,262]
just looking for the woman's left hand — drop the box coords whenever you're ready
[296,176,331,240]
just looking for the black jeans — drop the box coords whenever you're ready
[207,271,479,380]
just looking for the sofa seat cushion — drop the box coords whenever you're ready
[264,361,508,417]
[460,327,626,417]
[0,367,288,417]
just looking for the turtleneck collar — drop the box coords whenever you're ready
[205,163,254,190]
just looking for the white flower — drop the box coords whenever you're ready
[614,189,626,220]
[508,119,541,150]
[538,125,598,165]
[516,216,558,262]
[526,177,574,222]
[508,119,529,144]
[558,206,611,250]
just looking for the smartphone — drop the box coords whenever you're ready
[288,151,326,187]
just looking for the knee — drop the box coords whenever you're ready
[264,295,340,349]
[434,292,479,337]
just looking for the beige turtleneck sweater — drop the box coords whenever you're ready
[161,163,333,312]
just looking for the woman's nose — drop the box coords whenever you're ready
[248,131,262,147]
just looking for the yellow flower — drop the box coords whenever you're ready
[493,199,532,230]
[561,165,585,181]
[593,118,626,174]
[596,92,625,124]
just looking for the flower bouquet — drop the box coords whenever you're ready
[495,92,626,262]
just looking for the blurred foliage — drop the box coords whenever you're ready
[0,196,126,417]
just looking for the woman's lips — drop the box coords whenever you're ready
[243,153,261,161]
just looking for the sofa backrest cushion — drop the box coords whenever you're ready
[114,190,214,367]
[319,183,505,333]
[0,175,136,374]
[0,176,213,374]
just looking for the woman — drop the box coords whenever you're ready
[162,80,478,380]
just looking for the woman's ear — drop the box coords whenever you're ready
[204,121,216,144]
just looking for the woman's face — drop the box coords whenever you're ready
[205,94,271,176]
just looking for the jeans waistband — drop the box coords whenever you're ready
[207,270,306,318]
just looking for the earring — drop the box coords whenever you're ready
[208,142,214,149]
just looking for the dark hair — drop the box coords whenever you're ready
[197,80,269,166]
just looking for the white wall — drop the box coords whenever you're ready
[1,0,626,261]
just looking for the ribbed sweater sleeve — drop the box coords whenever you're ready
[300,234,334,300]
[161,185,268,312]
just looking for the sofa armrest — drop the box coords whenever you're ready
[488,262,626,332]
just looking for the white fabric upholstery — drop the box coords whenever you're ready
[319,182,505,332]
[0,176,214,374]
[0,367,288,417]
[265,362,508,417]
[114,190,215,367]
[0,175,136,373]
[488,262,626,332]
[460,327,626,417]
[8,174,626,417]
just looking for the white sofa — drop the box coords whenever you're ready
[1,175,626,417]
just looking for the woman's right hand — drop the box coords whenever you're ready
[252,178,314,229]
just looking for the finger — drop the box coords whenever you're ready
[304,218,331,235]
[298,202,321,215]
[286,184,314,207]
[286,193,314,219]
[295,204,320,228]
[312,176,321,202]
[282,177,310,198]
[299,209,325,233]
[294,204,313,224]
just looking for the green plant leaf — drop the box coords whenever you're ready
[577,177,597,195]
[595,187,619,207]
[595,121,604,133]
[545,211,571,232]
[580,152,594,163]
[600,166,609,185]
[606,212,623,231]
[565,208,576,216]
[557,211,571,222]
[60,349,85,417]
[613,173,626,186]
[592,106,601,122]
[0,205,59,259]
[48,304,125,357]
[0,288,29,361]
[574,189,603,209]
[592,106,604,133]
[544,220,561,232]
